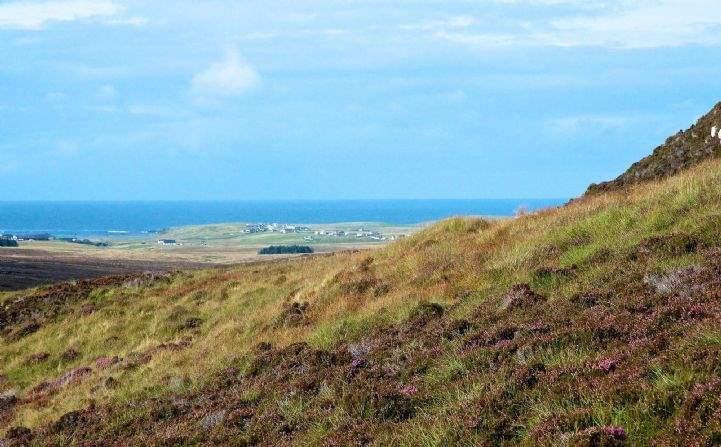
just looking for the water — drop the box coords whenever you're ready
[0,199,566,238]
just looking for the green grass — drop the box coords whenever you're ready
[160,222,419,246]
[3,158,721,444]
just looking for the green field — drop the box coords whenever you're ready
[115,222,420,249]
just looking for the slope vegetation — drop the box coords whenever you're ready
[587,101,721,194]
[3,163,721,445]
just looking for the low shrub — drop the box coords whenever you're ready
[258,245,314,255]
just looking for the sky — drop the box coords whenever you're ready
[1,0,721,201]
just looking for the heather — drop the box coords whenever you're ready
[2,159,721,445]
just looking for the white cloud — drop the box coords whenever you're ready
[105,16,147,26]
[436,32,519,47]
[0,1,121,30]
[191,51,261,98]
[550,0,721,48]
[126,103,191,118]
[545,113,646,136]
[434,0,721,49]
[237,28,348,43]
[399,15,478,32]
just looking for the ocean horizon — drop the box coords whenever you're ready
[0,199,566,238]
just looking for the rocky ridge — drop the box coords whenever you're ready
[587,102,721,194]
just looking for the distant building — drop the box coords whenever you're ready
[713,126,718,138]
[157,239,177,246]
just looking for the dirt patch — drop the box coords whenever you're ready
[0,248,215,292]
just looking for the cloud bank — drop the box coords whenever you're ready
[0,0,120,30]
[435,0,721,49]
[191,51,261,98]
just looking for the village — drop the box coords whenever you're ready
[242,223,408,241]
[1,223,412,251]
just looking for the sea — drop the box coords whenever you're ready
[0,199,566,238]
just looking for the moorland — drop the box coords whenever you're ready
[2,102,721,445]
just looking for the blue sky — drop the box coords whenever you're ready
[1,0,721,200]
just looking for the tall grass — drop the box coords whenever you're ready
[3,157,721,432]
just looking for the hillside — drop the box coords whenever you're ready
[4,133,721,444]
[587,102,721,194]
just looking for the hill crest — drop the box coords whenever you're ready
[586,101,721,194]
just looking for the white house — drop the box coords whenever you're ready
[712,126,718,138]
[157,239,177,246]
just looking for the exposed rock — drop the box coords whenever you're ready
[515,345,534,364]
[644,266,702,297]
[347,340,372,358]
[200,410,226,431]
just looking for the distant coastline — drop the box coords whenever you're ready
[0,199,565,239]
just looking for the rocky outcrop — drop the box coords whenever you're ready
[586,101,721,194]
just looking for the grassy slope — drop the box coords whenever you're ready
[2,159,721,445]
